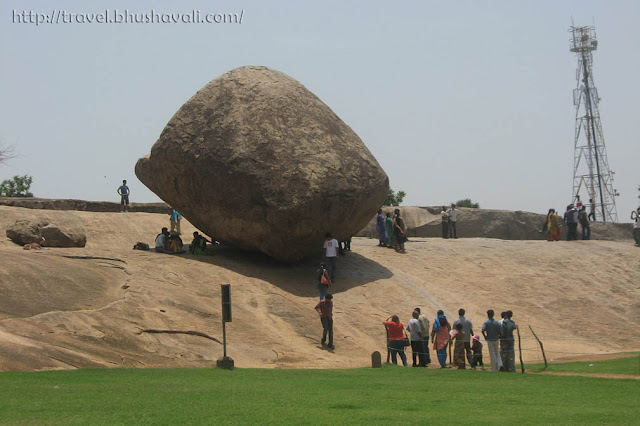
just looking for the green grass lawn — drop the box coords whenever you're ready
[527,353,640,375]
[1,365,639,425]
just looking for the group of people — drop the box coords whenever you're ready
[440,204,459,239]
[375,208,407,253]
[154,227,211,255]
[383,308,518,372]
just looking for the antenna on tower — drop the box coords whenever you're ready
[569,23,618,222]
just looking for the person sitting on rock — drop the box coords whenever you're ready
[155,227,171,254]
[168,231,184,254]
[190,231,210,255]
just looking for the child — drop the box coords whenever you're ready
[470,334,485,370]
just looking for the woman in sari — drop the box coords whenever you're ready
[385,212,395,249]
[450,323,466,369]
[431,311,451,368]
[548,208,561,241]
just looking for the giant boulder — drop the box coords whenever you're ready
[136,66,388,261]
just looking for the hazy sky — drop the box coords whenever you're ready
[1,0,638,222]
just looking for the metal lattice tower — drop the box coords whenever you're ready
[570,24,618,222]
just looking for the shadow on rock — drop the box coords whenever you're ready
[174,244,393,298]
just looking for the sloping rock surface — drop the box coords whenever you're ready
[136,66,388,262]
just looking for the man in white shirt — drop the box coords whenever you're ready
[323,232,339,282]
[155,227,170,253]
[446,204,459,239]
[440,206,449,239]
[407,311,426,367]
[415,307,431,365]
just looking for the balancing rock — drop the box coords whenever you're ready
[136,66,388,261]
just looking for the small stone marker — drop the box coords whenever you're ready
[371,351,382,368]
[217,356,234,369]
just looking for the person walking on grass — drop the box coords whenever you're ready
[431,310,451,368]
[315,294,334,350]
[415,307,432,365]
[117,180,130,213]
[482,309,502,372]
[384,315,408,366]
[323,233,339,282]
[453,308,474,366]
[407,311,426,367]
[500,310,517,372]
[440,206,449,239]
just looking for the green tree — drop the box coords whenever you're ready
[0,175,34,197]
[383,188,406,206]
[455,198,480,208]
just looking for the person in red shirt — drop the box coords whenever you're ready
[383,315,408,366]
[315,294,334,349]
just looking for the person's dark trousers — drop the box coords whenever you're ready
[464,342,473,365]
[421,339,431,364]
[470,352,484,368]
[441,222,448,238]
[410,340,423,366]
[448,221,457,238]
[326,256,337,281]
[581,224,591,240]
[320,317,333,346]
[500,340,515,372]
[588,211,596,221]
[571,223,578,240]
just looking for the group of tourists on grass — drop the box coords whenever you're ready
[383,308,518,372]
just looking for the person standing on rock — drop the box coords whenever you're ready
[482,309,502,372]
[578,206,590,240]
[376,209,387,247]
[441,206,449,239]
[117,180,130,213]
[169,207,182,235]
[393,209,407,253]
[452,308,474,365]
[446,204,459,239]
[385,212,395,248]
[315,293,334,350]
[588,198,596,221]
[632,207,640,246]
[323,233,339,282]
[563,204,578,241]
[316,262,332,300]
[547,209,561,242]
[499,310,517,372]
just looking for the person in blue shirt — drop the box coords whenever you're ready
[117,180,130,212]
[169,207,182,234]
